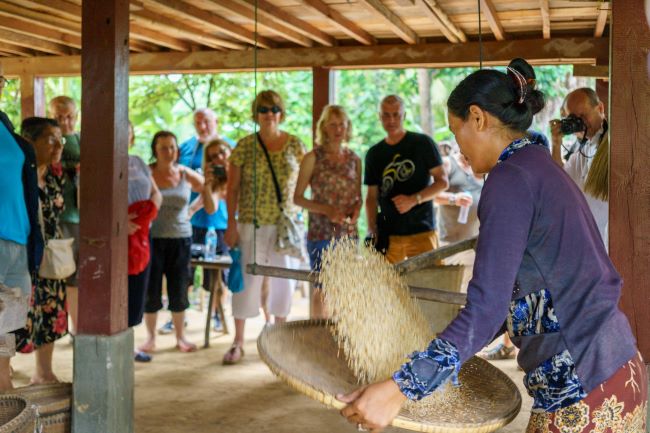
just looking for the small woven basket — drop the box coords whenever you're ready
[5,384,71,433]
[0,395,37,433]
[258,320,522,433]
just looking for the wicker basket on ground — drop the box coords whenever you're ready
[3,384,70,433]
[258,320,521,433]
[0,395,37,433]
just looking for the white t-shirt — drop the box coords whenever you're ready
[564,130,608,249]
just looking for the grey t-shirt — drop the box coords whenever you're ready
[128,155,151,206]
[150,170,192,239]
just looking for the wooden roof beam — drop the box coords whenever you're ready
[131,9,241,50]
[240,0,336,47]
[594,3,609,38]
[418,0,467,43]
[130,23,192,51]
[540,0,551,39]
[301,0,376,45]
[1,37,607,76]
[140,0,275,48]
[479,0,507,41]
[0,16,81,49]
[0,43,35,57]
[215,0,313,47]
[0,3,80,36]
[0,28,75,56]
[357,0,420,44]
[4,0,80,22]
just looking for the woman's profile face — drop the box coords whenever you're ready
[34,125,64,166]
[324,114,348,145]
[448,111,487,174]
[154,135,178,163]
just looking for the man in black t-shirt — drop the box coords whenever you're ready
[364,95,448,263]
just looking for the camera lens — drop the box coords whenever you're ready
[559,115,585,135]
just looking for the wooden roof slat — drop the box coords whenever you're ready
[141,0,275,49]
[4,0,80,22]
[0,15,81,49]
[130,23,192,51]
[540,0,551,39]
[0,43,35,57]
[239,0,336,47]
[300,0,376,45]
[0,3,80,36]
[479,0,507,40]
[214,0,313,47]
[357,0,420,44]
[418,0,467,43]
[594,4,609,37]
[0,28,74,56]
[131,9,242,50]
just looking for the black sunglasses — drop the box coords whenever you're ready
[257,105,282,114]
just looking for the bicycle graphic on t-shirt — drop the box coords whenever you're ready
[381,154,415,196]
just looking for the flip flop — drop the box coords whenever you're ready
[176,342,197,353]
[222,344,244,365]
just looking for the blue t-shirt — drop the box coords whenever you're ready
[178,135,235,230]
[0,121,30,245]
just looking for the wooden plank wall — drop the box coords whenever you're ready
[609,0,650,360]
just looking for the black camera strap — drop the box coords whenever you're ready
[256,132,284,210]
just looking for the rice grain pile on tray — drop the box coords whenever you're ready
[318,238,462,417]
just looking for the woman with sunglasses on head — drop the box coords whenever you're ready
[338,58,646,432]
[138,131,204,355]
[223,90,305,365]
[15,117,67,386]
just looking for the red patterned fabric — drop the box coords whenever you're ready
[128,200,158,275]
[527,352,647,433]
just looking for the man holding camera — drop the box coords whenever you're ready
[550,88,609,247]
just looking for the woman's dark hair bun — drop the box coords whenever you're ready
[447,57,546,132]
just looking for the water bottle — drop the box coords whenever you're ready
[205,227,217,261]
[457,192,470,224]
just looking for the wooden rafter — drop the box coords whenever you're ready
[4,0,79,22]
[1,37,607,76]
[129,39,160,53]
[0,43,35,57]
[594,4,609,38]
[357,0,420,44]
[301,0,376,45]
[418,0,467,43]
[0,28,74,56]
[141,0,275,49]
[0,3,79,36]
[130,24,191,51]
[215,0,313,47]
[0,15,81,49]
[132,9,242,50]
[240,0,336,47]
[540,0,551,39]
[479,0,507,41]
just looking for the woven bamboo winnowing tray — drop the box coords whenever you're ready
[258,320,521,433]
[4,383,70,433]
[0,395,37,433]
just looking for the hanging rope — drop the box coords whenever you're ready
[252,0,259,266]
[478,0,483,69]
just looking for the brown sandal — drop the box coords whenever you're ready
[222,344,244,365]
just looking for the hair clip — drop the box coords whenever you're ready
[506,66,527,104]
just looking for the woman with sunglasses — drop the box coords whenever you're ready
[223,90,305,364]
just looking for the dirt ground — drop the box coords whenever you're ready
[10,291,532,433]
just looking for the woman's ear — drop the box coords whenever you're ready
[468,105,487,132]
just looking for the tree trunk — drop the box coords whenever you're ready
[417,69,433,136]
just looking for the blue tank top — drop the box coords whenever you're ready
[0,122,29,245]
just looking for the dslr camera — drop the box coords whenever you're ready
[212,164,227,179]
[559,114,586,135]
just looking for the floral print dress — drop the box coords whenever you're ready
[17,166,68,353]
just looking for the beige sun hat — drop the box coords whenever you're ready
[258,320,521,433]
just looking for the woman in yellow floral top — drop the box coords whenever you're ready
[224,90,305,364]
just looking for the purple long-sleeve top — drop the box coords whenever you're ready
[395,144,637,405]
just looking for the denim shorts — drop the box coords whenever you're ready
[0,239,31,297]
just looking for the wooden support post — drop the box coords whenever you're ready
[74,1,132,432]
[312,66,333,143]
[609,0,650,362]
[595,79,608,114]
[19,74,45,120]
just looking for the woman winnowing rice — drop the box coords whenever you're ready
[339,58,647,433]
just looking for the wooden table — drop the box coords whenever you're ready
[191,255,232,348]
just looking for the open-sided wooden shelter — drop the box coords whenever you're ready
[0,1,648,432]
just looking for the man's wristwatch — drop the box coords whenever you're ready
[415,193,422,205]
[448,194,456,206]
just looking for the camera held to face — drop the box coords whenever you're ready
[559,114,586,135]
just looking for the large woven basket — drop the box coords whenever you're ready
[0,395,37,433]
[4,384,70,433]
[258,320,521,433]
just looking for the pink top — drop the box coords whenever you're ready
[307,146,360,241]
